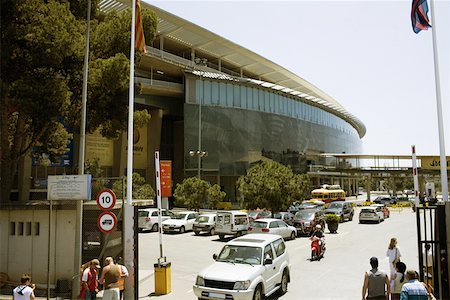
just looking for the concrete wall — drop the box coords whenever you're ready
[0,208,76,285]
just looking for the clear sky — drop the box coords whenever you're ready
[146,0,450,156]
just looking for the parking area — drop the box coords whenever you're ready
[137,207,418,300]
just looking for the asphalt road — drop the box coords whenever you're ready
[136,206,419,300]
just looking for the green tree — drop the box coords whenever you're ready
[207,184,226,209]
[112,173,155,200]
[237,161,309,213]
[173,177,209,211]
[0,0,157,202]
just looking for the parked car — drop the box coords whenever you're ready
[249,218,296,240]
[273,212,294,225]
[373,196,396,205]
[215,211,249,240]
[162,211,199,233]
[138,208,174,232]
[193,214,216,236]
[248,210,271,221]
[359,206,385,224]
[193,233,291,300]
[372,203,390,218]
[324,201,354,222]
[292,208,325,236]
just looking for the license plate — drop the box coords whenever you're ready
[208,292,225,299]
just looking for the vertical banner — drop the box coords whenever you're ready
[412,145,420,207]
[160,161,172,197]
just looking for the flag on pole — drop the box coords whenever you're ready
[411,0,432,33]
[135,0,147,53]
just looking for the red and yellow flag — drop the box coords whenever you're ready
[135,0,146,53]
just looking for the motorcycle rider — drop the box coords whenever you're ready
[310,224,326,255]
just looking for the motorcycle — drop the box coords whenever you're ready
[310,236,325,261]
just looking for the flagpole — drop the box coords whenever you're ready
[429,0,449,202]
[124,0,136,298]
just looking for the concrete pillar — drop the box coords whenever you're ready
[18,154,32,202]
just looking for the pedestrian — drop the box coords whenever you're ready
[387,238,402,276]
[400,270,430,300]
[115,257,129,300]
[423,244,433,273]
[12,274,35,300]
[391,261,407,300]
[362,257,390,300]
[82,259,101,300]
[99,257,121,300]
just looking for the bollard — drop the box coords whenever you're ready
[154,261,171,295]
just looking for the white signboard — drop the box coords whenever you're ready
[47,175,92,200]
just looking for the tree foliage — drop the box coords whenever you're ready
[112,173,155,200]
[174,177,210,211]
[207,184,226,209]
[0,0,157,202]
[237,161,310,213]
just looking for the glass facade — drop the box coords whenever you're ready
[185,78,362,200]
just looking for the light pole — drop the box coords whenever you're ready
[191,57,208,178]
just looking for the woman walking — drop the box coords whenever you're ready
[390,261,406,300]
[386,238,402,276]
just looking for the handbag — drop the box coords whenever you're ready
[392,248,401,267]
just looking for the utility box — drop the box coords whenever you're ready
[154,262,171,295]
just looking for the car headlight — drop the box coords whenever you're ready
[233,280,250,290]
[196,276,205,286]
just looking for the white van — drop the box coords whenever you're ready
[215,211,249,240]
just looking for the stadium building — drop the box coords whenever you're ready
[15,1,366,203]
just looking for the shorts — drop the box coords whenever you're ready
[102,288,120,300]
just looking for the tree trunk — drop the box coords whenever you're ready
[1,159,18,204]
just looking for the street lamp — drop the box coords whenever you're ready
[191,57,208,178]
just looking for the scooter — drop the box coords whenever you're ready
[310,236,325,261]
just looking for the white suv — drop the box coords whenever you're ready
[193,233,290,300]
[138,208,173,232]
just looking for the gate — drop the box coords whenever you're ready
[416,204,449,299]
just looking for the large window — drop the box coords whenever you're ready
[195,79,357,136]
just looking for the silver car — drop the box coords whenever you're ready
[249,218,297,240]
[359,206,384,224]
[193,213,216,236]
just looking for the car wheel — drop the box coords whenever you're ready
[209,228,215,236]
[279,269,288,295]
[152,223,158,232]
[340,215,344,223]
[194,230,200,235]
[219,234,225,240]
[349,213,353,221]
[253,285,262,300]
[290,231,296,240]
[180,226,185,234]
[377,218,381,224]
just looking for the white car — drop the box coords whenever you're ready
[193,233,291,300]
[138,208,174,232]
[248,218,296,240]
[193,213,216,236]
[162,211,199,233]
[359,206,385,224]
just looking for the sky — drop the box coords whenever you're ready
[146,0,450,156]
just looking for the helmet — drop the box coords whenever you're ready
[315,224,322,229]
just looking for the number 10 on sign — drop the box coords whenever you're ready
[96,189,117,211]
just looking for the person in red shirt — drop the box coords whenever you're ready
[82,259,101,300]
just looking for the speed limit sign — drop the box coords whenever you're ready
[96,189,116,211]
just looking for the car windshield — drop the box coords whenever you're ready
[138,211,149,217]
[251,221,268,228]
[196,216,210,223]
[328,202,343,209]
[248,212,259,218]
[361,208,375,213]
[294,210,315,220]
[273,213,283,219]
[172,213,188,220]
[217,245,262,265]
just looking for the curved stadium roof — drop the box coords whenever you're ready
[98,0,366,138]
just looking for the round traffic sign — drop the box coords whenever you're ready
[97,211,118,233]
[96,189,116,211]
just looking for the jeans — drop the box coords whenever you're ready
[85,290,97,300]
